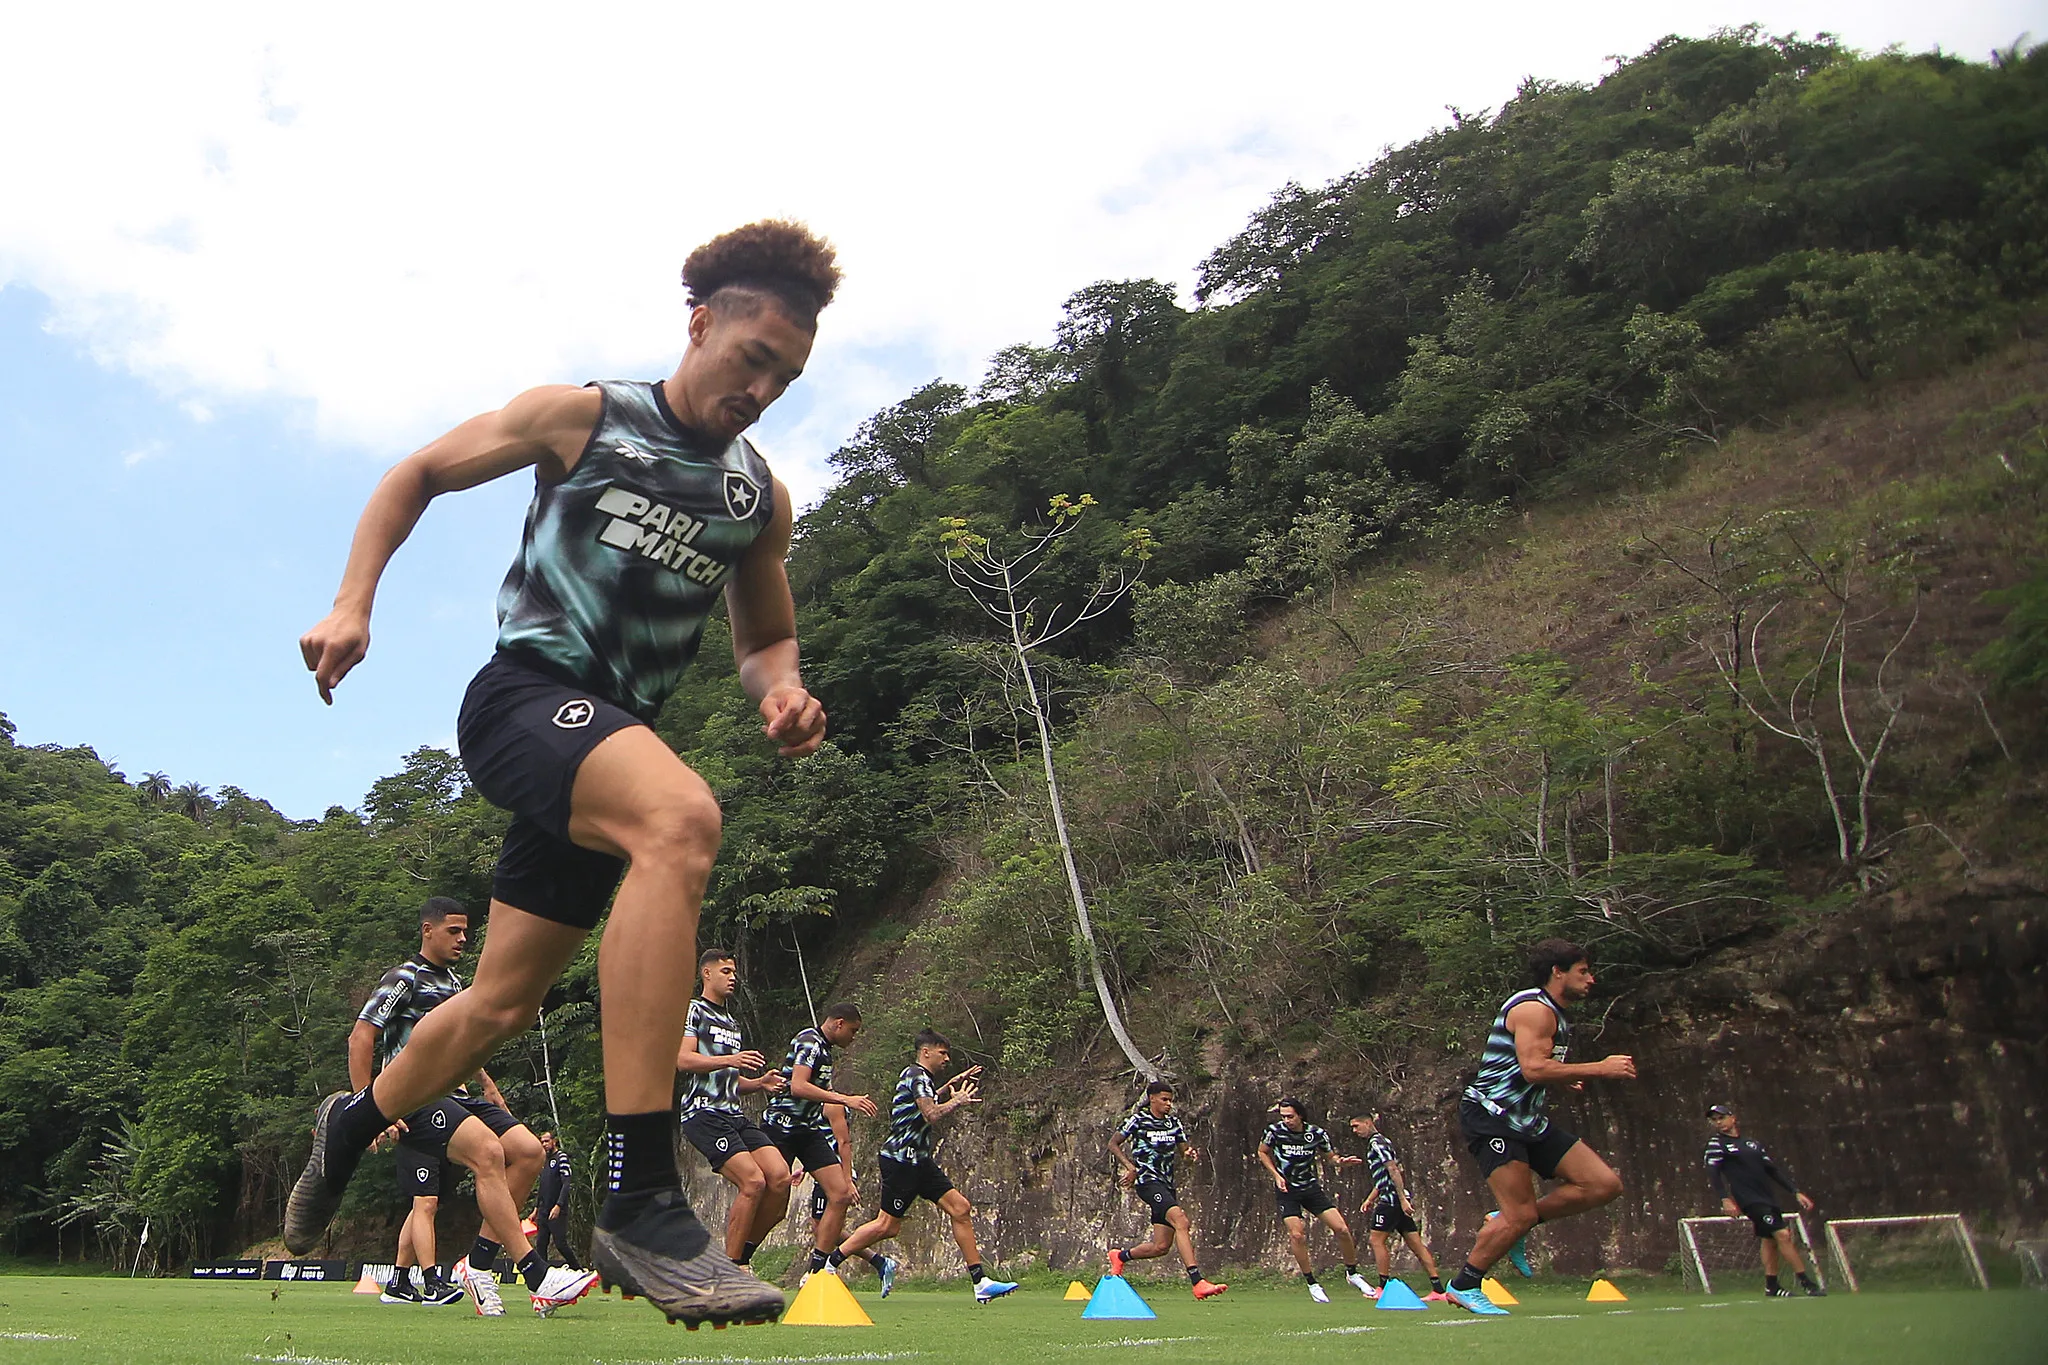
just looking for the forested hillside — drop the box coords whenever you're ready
[3,29,2044,1268]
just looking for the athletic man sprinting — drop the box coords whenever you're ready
[676,949,792,1267]
[1347,1114,1446,1300]
[761,1003,880,1283]
[829,1030,1017,1303]
[1444,939,1634,1316]
[1107,1081,1226,1299]
[286,221,839,1329]
[1258,1100,1372,1302]
[1704,1104,1823,1297]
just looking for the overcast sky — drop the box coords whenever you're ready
[0,2,2036,818]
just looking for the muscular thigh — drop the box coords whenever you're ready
[566,725,719,858]
[1546,1139,1612,1189]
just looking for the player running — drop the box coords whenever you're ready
[381,1156,464,1305]
[1107,1081,1226,1299]
[1444,939,1633,1316]
[350,898,598,1316]
[287,221,839,1328]
[760,1003,880,1283]
[1258,1100,1372,1302]
[676,949,793,1267]
[1347,1114,1447,1300]
[828,1030,1017,1304]
[1705,1104,1824,1297]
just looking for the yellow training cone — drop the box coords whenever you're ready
[1064,1280,1092,1301]
[1586,1278,1628,1302]
[783,1270,874,1326]
[1480,1277,1519,1305]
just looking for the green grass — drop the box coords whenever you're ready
[0,1276,2042,1364]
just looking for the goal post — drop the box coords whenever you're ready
[1824,1215,1989,1292]
[1677,1214,1822,1294]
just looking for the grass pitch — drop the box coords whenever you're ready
[0,1275,2043,1364]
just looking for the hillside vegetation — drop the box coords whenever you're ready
[1,29,2043,1267]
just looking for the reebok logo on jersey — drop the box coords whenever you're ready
[722,470,762,521]
[616,441,656,464]
[553,700,594,729]
[594,485,729,584]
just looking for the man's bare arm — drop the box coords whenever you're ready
[725,478,825,756]
[299,384,600,703]
[1510,1001,1635,1084]
[348,1020,378,1093]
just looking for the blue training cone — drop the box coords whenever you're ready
[1081,1275,1157,1320]
[1375,1278,1428,1311]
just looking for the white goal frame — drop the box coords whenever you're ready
[1824,1215,1989,1292]
[1678,1214,1822,1294]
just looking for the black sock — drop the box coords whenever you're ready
[1766,1274,1781,1290]
[603,1110,678,1196]
[1345,1263,1357,1276]
[324,1088,388,1188]
[1430,1276,1444,1292]
[518,1249,545,1292]
[867,1252,888,1270]
[967,1262,984,1283]
[468,1238,501,1272]
[809,1248,830,1271]
[738,1241,758,1266]
[1451,1263,1483,1292]
[1186,1265,1204,1284]
[827,1249,847,1268]
[387,1266,419,1297]
[420,1265,444,1291]
[1302,1272,1318,1285]
[1796,1271,1816,1285]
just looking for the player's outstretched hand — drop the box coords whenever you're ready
[1721,1198,1740,1217]
[760,686,827,757]
[842,1093,879,1119]
[370,1120,408,1153]
[733,1049,769,1074]
[299,608,371,705]
[1337,1154,1363,1166]
[940,1065,984,1097]
[1184,1145,1200,1164]
[1601,1054,1637,1080]
[1796,1192,1815,1212]
[1119,1168,1137,1189]
[760,1072,789,1095]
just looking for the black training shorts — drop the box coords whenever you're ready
[397,1097,472,1157]
[1275,1184,1337,1219]
[457,652,637,929]
[396,1148,459,1200]
[679,1110,777,1172]
[766,1122,841,1175]
[1369,1198,1419,1235]
[451,1093,524,1138]
[1460,1099,1580,1181]
[1742,1202,1789,1238]
[878,1156,954,1217]
[1135,1180,1181,1225]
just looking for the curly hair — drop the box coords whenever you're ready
[682,219,841,329]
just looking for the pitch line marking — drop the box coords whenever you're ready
[1279,1325,1381,1336]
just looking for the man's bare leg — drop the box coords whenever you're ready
[714,1150,780,1263]
[449,1117,534,1262]
[1317,1207,1359,1266]
[743,1148,794,1253]
[1530,1143,1622,1224]
[1402,1230,1440,1281]
[1285,1216,1314,1275]
[812,1163,856,1255]
[836,1210,901,1260]
[1370,1228,1393,1279]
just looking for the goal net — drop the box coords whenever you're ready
[1677,1215,1822,1294]
[1824,1215,1989,1292]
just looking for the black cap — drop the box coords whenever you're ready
[1707,1104,1735,1118]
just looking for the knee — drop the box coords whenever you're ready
[503,1130,543,1173]
[472,996,541,1047]
[617,788,722,873]
[951,1204,976,1229]
[767,1169,792,1199]
[1288,1230,1308,1249]
[1589,1169,1623,1205]
[416,1197,439,1216]
[731,1168,768,1200]
[1498,1207,1538,1237]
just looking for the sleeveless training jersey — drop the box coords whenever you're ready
[764,1026,836,1133]
[1464,987,1572,1137]
[494,379,778,720]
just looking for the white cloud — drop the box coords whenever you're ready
[121,439,166,468]
[0,2,2035,508]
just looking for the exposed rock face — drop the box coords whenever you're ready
[735,874,2045,1279]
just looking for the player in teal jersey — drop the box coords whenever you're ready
[287,221,839,1330]
[1443,940,1634,1316]
[1108,1081,1226,1299]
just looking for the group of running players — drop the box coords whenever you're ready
[279,218,1820,1325]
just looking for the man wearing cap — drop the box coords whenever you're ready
[1704,1104,1823,1297]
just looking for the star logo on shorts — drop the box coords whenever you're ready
[553,700,594,729]
[723,470,763,521]
[417,1167,431,1182]
[715,1137,730,1152]
[1490,1138,1506,1154]
[431,1110,448,1129]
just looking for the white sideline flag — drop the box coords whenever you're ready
[138,1220,149,1246]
